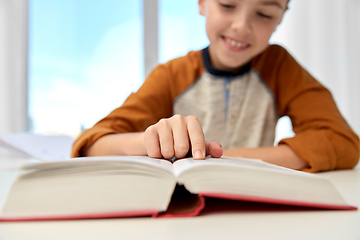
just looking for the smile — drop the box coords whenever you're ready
[223,36,250,51]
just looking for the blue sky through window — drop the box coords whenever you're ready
[29,0,143,136]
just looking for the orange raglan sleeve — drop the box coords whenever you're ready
[253,45,359,172]
[71,51,204,157]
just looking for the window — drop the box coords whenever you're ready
[28,0,294,141]
[28,0,143,137]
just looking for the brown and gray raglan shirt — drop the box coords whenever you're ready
[72,45,359,173]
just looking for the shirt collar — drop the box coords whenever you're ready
[202,46,251,77]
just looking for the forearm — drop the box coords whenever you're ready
[223,144,309,170]
[83,132,147,157]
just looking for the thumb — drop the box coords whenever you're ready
[205,141,223,158]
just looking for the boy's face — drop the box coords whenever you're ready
[199,0,288,72]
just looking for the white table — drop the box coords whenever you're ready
[0,158,359,240]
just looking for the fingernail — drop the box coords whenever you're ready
[194,150,203,159]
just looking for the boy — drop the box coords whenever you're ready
[72,0,359,172]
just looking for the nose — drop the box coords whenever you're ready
[231,13,252,34]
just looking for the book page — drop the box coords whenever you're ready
[173,156,311,177]
[173,157,351,209]
[0,133,74,161]
[22,155,175,175]
[0,171,23,214]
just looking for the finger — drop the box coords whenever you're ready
[157,119,175,159]
[144,125,162,158]
[171,115,190,159]
[186,116,206,160]
[205,141,223,158]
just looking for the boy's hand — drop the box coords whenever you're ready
[144,115,223,160]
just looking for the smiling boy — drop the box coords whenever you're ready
[72,0,359,172]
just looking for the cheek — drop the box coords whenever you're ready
[205,21,215,41]
[206,18,221,39]
[255,24,277,45]
[205,12,229,38]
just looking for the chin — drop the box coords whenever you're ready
[222,60,248,70]
[220,54,250,69]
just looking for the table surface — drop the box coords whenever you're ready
[0,157,359,240]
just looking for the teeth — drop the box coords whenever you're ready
[226,38,246,48]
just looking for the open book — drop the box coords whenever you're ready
[0,133,357,221]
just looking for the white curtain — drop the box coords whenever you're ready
[272,0,360,137]
[0,0,28,158]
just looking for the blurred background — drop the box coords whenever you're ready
[0,0,359,156]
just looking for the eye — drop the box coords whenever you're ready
[220,3,235,9]
[257,12,273,19]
